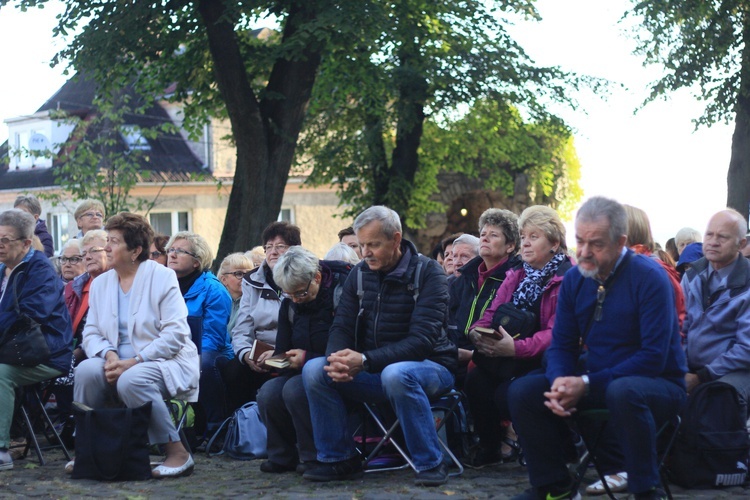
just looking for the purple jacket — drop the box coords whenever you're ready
[472,256,572,359]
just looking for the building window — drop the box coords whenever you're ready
[278,208,293,223]
[149,211,191,236]
[48,213,70,254]
[121,125,151,151]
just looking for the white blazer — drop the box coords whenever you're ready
[82,259,200,402]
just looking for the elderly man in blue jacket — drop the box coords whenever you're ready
[302,205,457,486]
[508,197,686,500]
[682,208,750,400]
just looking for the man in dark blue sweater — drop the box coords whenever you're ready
[509,197,687,500]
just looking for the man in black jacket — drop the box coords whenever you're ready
[302,205,457,486]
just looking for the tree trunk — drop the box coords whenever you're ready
[727,9,750,224]
[197,0,323,269]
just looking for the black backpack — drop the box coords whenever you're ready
[667,381,750,488]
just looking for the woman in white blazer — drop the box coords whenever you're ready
[73,213,200,478]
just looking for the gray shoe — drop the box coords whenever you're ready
[0,450,13,471]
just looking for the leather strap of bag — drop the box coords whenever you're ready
[10,269,25,315]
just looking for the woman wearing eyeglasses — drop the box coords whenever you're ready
[149,234,169,266]
[223,221,301,412]
[59,239,85,284]
[73,199,105,238]
[73,213,199,477]
[257,246,351,473]
[218,253,254,336]
[166,232,232,437]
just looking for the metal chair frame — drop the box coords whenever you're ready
[12,386,72,466]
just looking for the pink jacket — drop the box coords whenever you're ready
[472,257,571,359]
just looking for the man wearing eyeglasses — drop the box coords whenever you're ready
[73,199,106,238]
[507,197,687,500]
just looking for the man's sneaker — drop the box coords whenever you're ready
[511,486,581,500]
[634,487,667,500]
[302,456,363,482]
[414,462,449,486]
[0,450,13,471]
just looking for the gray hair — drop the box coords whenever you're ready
[716,209,748,241]
[353,206,402,240]
[273,246,320,292]
[675,227,702,247]
[81,229,108,247]
[14,194,42,217]
[167,231,213,271]
[576,196,627,244]
[0,209,35,240]
[61,237,82,253]
[453,234,480,255]
[324,242,360,265]
[478,208,520,253]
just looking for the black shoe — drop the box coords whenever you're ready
[296,461,319,474]
[302,456,363,482]
[260,460,297,473]
[465,447,503,469]
[414,462,449,486]
[634,487,667,500]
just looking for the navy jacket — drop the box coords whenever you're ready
[274,260,352,368]
[546,249,686,400]
[326,239,457,373]
[35,219,54,258]
[0,248,73,373]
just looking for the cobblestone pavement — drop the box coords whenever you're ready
[1,450,748,499]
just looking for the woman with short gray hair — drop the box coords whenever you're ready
[0,209,72,470]
[256,246,352,474]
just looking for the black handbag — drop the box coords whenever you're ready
[72,401,153,481]
[473,302,539,380]
[490,302,537,338]
[0,270,51,366]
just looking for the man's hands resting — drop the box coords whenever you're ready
[325,349,365,382]
[544,376,587,417]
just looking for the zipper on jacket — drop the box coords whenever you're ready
[463,277,500,335]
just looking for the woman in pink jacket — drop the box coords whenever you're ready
[465,205,572,468]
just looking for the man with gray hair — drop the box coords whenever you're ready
[682,209,750,399]
[13,194,53,257]
[450,233,480,277]
[302,205,457,486]
[508,196,686,500]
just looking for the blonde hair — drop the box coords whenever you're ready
[167,231,213,270]
[624,204,654,252]
[219,252,254,276]
[518,205,567,252]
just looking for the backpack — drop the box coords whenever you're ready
[667,381,750,488]
[206,401,267,460]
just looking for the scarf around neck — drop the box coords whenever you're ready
[512,252,567,311]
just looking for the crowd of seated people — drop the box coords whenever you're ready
[3,193,750,498]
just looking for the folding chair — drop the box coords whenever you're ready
[359,389,465,477]
[572,409,681,499]
[11,385,72,466]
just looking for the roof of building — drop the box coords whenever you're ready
[1,73,208,191]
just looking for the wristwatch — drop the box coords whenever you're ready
[361,353,370,372]
[581,374,590,396]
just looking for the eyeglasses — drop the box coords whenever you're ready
[263,243,289,253]
[81,247,105,258]
[60,256,83,265]
[0,237,23,246]
[167,247,197,258]
[223,270,249,280]
[281,280,312,299]
[80,212,104,219]
[150,250,164,258]
[594,285,606,322]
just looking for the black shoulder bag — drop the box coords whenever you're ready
[0,270,51,366]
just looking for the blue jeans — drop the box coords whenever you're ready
[508,373,686,494]
[302,357,455,471]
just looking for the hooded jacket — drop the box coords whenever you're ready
[184,270,233,358]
